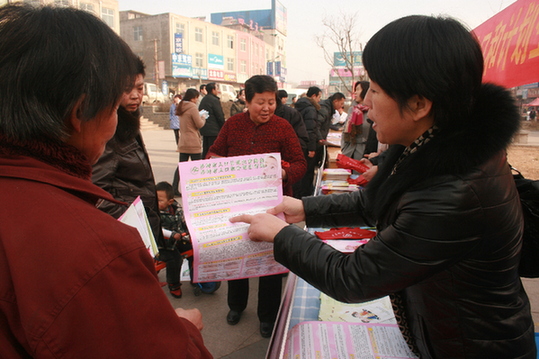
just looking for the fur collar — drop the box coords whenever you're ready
[0,134,92,179]
[365,83,520,218]
[295,96,321,111]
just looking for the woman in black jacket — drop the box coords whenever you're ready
[231,15,536,358]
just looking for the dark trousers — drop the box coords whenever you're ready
[292,149,310,199]
[173,129,180,145]
[202,136,217,159]
[172,153,203,195]
[159,247,194,287]
[296,153,318,197]
[227,274,282,323]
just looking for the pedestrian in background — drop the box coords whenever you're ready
[199,82,225,158]
[341,81,371,161]
[294,86,322,197]
[170,94,182,145]
[172,88,207,195]
[229,88,247,118]
[197,83,207,107]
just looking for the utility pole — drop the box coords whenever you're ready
[153,39,159,82]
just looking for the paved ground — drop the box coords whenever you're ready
[141,127,539,358]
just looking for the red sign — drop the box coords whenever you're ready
[473,0,539,88]
[208,69,224,80]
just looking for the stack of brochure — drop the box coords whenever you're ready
[320,180,358,194]
[322,168,351,181]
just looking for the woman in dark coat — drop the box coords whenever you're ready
[231,15,536,358]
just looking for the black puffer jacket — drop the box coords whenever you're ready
[294,97,320,151]
[274,84,536,358]
[275,103,309,152]
[199,93,225,137]
[318,98,334,140]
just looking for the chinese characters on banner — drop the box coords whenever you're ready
[178,153,288,283]
[473,0,539,88]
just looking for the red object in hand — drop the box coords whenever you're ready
[336,154,370,173]
[348,175,369,186]
[314,227,376,240]
[281,160,290,168]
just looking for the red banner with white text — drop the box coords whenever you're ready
[473,0,539,88]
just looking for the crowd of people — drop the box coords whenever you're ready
[1,3,535,359]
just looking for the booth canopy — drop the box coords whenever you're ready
[526,98,539,107]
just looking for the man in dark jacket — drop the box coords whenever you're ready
[294,87,322,197]
[199,82,225,158]
[275,90,309,152]
[276,90,309,199]
[318,92,346,142]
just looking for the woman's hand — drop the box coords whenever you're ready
[359,158,373,168]
[362,165,378,181]
[229,196,306,242]
[267,196,306,224]
[230,213,288,242]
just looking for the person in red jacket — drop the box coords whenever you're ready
[0,5,212,358]
[207,75,306,338]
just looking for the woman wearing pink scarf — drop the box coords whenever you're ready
[341,81,370,160]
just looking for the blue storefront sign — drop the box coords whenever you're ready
[192,67,208,80]
[333,51,363,67]
[275,61,281,76]
[208,54,224,70]
[172,53,192,78]
[174,33,183,54]
[267,62,274,76]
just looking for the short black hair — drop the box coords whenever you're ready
[363,15,483,130]
[244,75,277,103]
[206,82,216,93]
[0,4,137,143]
[199,84,206,91]
[329,92,346,102]
[307,86,322,98]
[277,90,288,99]
[156,181,174,200]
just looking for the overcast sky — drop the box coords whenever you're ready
[119,0,517,84]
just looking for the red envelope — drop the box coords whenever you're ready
[336,154,370,173]
[314,227,376,240]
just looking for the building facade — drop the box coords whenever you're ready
[1,0,120,33]
[120,10,276,98]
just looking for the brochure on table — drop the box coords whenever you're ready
[178,153,288,283]
[285,321,418,359]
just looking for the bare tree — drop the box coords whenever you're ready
[315,12,367,95]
